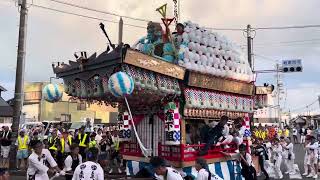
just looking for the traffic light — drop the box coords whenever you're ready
[282,59,303,73]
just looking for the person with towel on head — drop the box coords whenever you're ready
[27,140,64,180]
[150,156,183,180]
[195,157,223,180]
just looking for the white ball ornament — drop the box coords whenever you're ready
[42,84,63,103]
[108,72,134,97]
[201,55,208,65]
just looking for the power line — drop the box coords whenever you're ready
[242,38,320,47]
[253,54,277,62]
[48,0,151,23]
[30,4,146,29]
[205,27,245,31]
[290,99,318,112]
[255,24,320,30]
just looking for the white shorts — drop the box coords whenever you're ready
[1,146,10,158]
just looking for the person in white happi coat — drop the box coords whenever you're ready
[64,144,82,180]
[282,138,295,175]
[272,139,283,179]
[72,147,104,180]
[27,140,63,180]
[231,117,246,146]
[150,156,184,180]
[305,136,318,178]
[195,157,223,180]
[303,138,311,176]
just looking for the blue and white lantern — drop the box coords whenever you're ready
[42,83,63,103]
[108,72,134,97]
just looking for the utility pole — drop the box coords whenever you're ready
[9,0,28,169]
[276,63,282,127]
[247,24,253,69]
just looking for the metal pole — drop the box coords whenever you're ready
[118,17,123,45]
[9,0,28,169]
[247,24,252,69]
[276,63,281,127]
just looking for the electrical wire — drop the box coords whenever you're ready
[253,54,277,62]
[30,4,146,29]
[290,99,318,112]
[242,38,320,47]
[205,27,245,31]
[255,25,320,30]
[48,0,151,22]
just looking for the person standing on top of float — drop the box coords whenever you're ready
[27,140,63,180]
[272,138,283,179]
[282,138,296,175]
[150,156,184,180]
[195,157,223,180]
[72,147,104,180]
[16,129,29,170]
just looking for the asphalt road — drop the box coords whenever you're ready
[258,143,306,180]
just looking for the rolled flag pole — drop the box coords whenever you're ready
[124,96,152,157]
[108,71,152,157]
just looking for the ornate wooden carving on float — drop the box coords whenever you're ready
[187,71,254,96]
[124,49,186,80]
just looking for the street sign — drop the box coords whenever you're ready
[282,59,303,72]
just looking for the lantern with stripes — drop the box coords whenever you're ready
[108,72,134,97]
[42,83,63,103]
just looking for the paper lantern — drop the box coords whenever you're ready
[42,83,63,103]
[108,72,134,97]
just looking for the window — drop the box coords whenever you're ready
[24,91,41,101]
[61,114,71,122]
[77,102,87,111]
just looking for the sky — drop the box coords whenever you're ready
[1,0,320,115]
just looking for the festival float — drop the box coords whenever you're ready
[52,3,256,179]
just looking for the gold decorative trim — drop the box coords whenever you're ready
[187,71,254,95]
[124,49,186,80]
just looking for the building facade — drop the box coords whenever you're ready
[23,82,118,123]
[0,85,13,124]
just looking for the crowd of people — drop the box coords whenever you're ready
[0,120,123,180]
[2,117,320,180]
